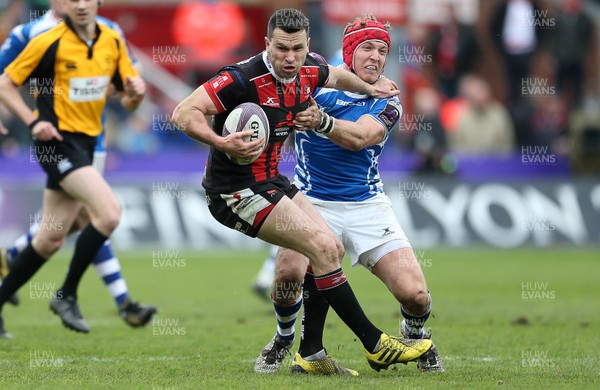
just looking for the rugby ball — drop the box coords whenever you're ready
[222,102,270,165]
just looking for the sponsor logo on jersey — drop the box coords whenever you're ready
[255,76,280,106]
[275,111,294,128]
[335,99,365,107]
[69,76,109,102]
[263,96,278,106]
[300,66,320,78]
[303,83,311,96]
[210,72,234,93]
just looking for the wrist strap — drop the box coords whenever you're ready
[28,118,41,131]
[315,112,335,135]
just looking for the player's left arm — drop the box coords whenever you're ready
[325,66,399,99]
[112,35,145,110]
[295,96,402,151]
[119,76,145,110]
[325,115,387,151]
[308,53,398,99]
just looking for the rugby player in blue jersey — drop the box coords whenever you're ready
[0,0,156,336]
[254,15,443,375]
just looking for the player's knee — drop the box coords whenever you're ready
[271,280,302,305]
[312,234,340,267]
[402,289,431,315]
[99,202,122,233]
[275,248,306,279]
[272,264,304,305]
[413,289,431,311]
[34,234,65,258]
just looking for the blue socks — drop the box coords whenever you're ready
[273,295,302,343]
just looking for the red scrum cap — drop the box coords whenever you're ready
[342,17,391,72]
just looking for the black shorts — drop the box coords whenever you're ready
[206,175,299,238]
[33,131,96,190]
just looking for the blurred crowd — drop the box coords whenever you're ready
[399,0,599,174]
[1,0,599,174]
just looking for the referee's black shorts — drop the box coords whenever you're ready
[32,131,97,190]
[206,175,299,238]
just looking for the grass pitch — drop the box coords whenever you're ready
[0,247,598,389]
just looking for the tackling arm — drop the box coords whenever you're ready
[294,96,400,152]
[325,66,399,99]
[294,101,385,151]
[325,115,386,151]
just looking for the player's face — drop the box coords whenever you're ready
[62,0,98,28]
[265,29,310,79]
[353,40,388,84]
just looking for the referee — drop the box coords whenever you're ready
[0,0,145,338]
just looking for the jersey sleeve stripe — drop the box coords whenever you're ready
[205,88,226,112]
[35,40,59,128]
[111,38,125,91]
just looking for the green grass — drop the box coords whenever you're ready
[0,248,598,389]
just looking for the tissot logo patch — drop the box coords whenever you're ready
[69,76,109,102]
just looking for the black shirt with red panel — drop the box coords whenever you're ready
[202,51,329,193]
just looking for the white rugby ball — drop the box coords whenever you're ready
[222,102,270,165]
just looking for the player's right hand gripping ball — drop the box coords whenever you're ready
[222,102,270,165]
